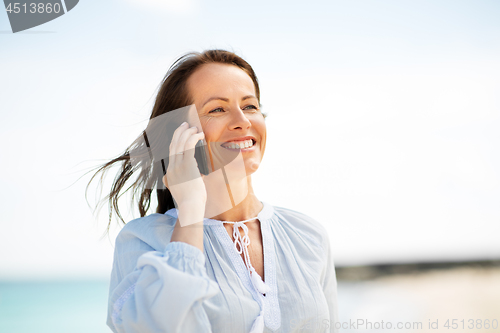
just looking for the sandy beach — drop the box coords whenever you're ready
[337,266,500,333]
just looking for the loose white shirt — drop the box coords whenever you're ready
[107,201,339,333]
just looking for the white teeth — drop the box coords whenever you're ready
[224,139,253,149]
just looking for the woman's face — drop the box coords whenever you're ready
[187,63,266,175]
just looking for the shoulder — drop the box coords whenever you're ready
[115,212,177,252]
[271,205,329,250]
[273,205,328,235]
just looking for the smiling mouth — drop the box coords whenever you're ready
[221,139,256,150]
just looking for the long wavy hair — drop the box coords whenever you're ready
[87,50,262,233]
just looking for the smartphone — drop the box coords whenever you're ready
[134,105,210,179]
[131,104,242,186]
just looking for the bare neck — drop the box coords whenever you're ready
[206,175,263,224]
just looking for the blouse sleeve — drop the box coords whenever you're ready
[320,232,340,333]
[106,233,220,333]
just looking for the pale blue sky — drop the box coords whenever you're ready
[1,0,499,278]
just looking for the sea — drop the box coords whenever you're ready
[0,279,415,333]
[0,280,111,333]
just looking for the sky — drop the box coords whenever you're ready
[1,0,499,279]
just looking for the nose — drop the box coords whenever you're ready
[227,105,251,130]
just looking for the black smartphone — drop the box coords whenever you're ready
[134,105,210,178]
[131,104,241,186]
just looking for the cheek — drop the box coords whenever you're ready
[255,119,267,152]
[200,118,219,142]
[255,119,267,140]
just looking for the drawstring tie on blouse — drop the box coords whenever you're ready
[249,310,265,333]
[223,217,270,333]
[224,218,270,295]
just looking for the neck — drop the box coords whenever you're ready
[205,174,262,222]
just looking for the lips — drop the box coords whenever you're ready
[220,136,257,149]
[221,139,255,149]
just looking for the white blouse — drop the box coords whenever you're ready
[106,201,339,332]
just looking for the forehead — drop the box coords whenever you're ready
[187,63,256,101]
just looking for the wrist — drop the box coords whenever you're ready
[177,201,206,227]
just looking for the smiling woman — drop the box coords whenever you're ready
[88,50,339,333]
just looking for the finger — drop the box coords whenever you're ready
[182,131,205,159]
[174,126,200,163]
[169,122,188,157]
[168,122,188,170]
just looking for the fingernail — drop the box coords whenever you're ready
[180,122,187,126]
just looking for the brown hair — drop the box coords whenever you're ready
[87,49,262,232]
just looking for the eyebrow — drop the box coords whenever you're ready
[202,95,257,107]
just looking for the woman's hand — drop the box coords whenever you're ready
[163,123,206,253]
[163,122,207,207]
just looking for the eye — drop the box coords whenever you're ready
[208,107,224,113]
[243,105,259,111]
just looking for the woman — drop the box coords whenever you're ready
[92,50,339,333]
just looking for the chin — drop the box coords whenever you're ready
[245,160,261,175]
